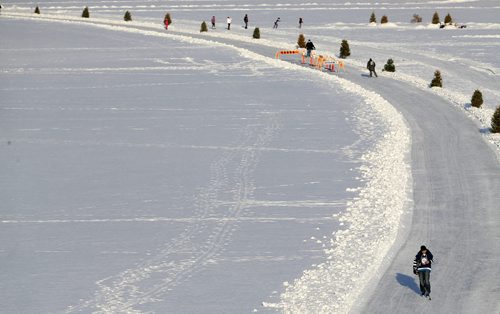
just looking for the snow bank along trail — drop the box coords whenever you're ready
[3,12,411,313]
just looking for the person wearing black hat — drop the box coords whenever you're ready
[305,39,315,57]
[243,14,249,29]
[413,245,434,298]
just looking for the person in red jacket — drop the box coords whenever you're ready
[211,16,216,29]
[164,17,169,30]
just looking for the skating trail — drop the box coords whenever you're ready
[348,72,500,313]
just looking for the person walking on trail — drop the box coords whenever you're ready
[299,17,303,28]
[413,245,434,299]
[367,58,378,77]
[273,17,280,29]
[211,16,216,29]
[243,14,249,29]
[163,16,169,30]
[227,16,232,30]
[305,39,315,57]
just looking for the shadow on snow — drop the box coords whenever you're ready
[395,273,420,295]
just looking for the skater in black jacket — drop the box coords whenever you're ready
[243,14,249,29]
[413,245,434,298]
[367,58,378,77]
[305,39,315,57]
[273,17,280,29]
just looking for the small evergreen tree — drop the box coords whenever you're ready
[444,13,453,24]
[297,34,306,48]
[34,6,40,14]
[164,13,172,25]
[339,39,351,58]
[200,21,208,32]
[253,27,260,39]
[430,70,443,88]
[370,11,377,23]
[432,11,440,24]
[124,11,132,21]
[82,6,89,18]
[384,58,396,72]
[381,15,388,24]
[491,106,500,133]
[470,89,483,108]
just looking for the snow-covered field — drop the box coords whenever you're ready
[1,0,499,313]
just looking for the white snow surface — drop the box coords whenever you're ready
[1,1,499,313]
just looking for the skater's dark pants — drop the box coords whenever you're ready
[418,270,431,294]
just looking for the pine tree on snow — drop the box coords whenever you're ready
[253,27,260,39]
[200,21,208,32]
[430,70,443,88]
[432,12,440,24]
[82,6,89,18]
[492,106,500,133]
[124,11,132,21]
[339,39,351,59]
[470,89,483,108]
[297,34,306,48]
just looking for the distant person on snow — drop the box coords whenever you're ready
[243,14,249,29]
[211,16,216,29]
[227,16,232,30]
[273,17,280,29]
[413,245,434,299]
[299,17,303,28]
[367,58,378,77]
[305,39,315,57]
[163,16,169,30]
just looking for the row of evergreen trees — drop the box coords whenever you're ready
[432,12,454,25]
[33,6,454,26]
[369,12,389,24]
[430,72,500,132]
[308,39,499,132]
[32,7,454,27]
[34,5,91,18]
[369,11,454,24]
[32,6,154,22]
[467,90,500,134]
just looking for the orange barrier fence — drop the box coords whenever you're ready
[275,49,346,73]
[275,49,302,59]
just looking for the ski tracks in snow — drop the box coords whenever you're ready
[62,113,281,312]
[4,11,411,313]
